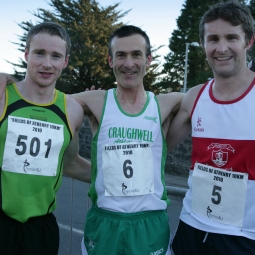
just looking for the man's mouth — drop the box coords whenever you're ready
[40,72,53,77]
[122,71,136,75]
[215,56,232,61]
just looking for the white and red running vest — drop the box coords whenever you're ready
[180,78,255,240]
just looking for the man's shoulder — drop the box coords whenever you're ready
[156,92,184,105]
[72,89,106,106]
[64,95,84,133]
[66,95,84,119]
[185,84,205,98]
[66,94,83,110]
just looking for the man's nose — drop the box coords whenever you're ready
[42,55,52,69]
[123,55,134,68]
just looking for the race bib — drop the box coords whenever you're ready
[2,116,64,176]
[192,163,248,227]
[102,142,154,196]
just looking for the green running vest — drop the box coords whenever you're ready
[0,84,72,222]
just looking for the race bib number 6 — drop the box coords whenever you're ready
[102,142,154,196]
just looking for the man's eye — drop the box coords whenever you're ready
[53,54,61,59]
[208,37,218,42]
[133,53,141,57]
[228,36,237,41]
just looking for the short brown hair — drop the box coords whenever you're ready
[199,1,254,46]
[26,22,71,57]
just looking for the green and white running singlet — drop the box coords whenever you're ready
[89,89,169,212]
[0,84,72,223]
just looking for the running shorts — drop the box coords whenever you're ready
[83,205,171,255]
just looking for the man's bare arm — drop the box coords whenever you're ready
[0,73,17,100]
[71,90,106,123]
[166,85,203,153]
[63,96,91,182]
[156,92,184,137]
[156,92,184,123]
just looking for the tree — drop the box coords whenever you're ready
[160,0,248,92]
[143,45,164,94]
[9,0,163,93]
[248,0,255,61]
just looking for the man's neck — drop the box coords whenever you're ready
[115,86,147,114]
[17,80,55,104]
[212,70,255,101]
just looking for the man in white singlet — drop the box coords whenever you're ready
[72,25,183,255]
[167,2,255,255]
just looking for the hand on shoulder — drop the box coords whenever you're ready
[0,73,17,100]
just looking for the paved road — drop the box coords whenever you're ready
[56,176,185,255]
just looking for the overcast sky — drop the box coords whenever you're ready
[1,0,185,73]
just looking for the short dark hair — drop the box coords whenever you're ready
[26,22,71,56]
[108,25,151,57]
[199,1,254,46]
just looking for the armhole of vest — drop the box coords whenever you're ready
[154,94,168,195]
[0,88,8,122]
[190,82,209,119]
[95,90,109,136]
[154,95,166,144]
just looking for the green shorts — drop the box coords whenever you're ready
[83,205,170,255]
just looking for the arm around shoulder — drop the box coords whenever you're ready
[63,96,91,183]
[0,73,18,100]
[166,85,203,153]
[156,92,185,123]
[71,90,106,119]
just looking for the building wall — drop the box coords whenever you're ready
[79,117,93,159]
[166,135,191,177]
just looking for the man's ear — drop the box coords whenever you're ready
[146,54,152,68]
[24,48,29,62]
[108,55,113,68]
[63,55,70,69]
[246,35,255,50]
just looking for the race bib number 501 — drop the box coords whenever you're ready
[2,116,64,176]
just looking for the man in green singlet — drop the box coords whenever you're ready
[0,22,90,255]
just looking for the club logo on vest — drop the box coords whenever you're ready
[144,116,157,123]
[194,117,204,132]
[208,143,235,167]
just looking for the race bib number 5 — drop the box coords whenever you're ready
[102,142,154,196]
[2,116,64,176]
[192,163,248,227]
